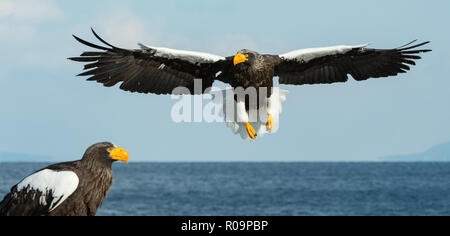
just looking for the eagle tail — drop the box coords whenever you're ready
[214,88,288,141]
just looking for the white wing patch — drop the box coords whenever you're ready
[138,43,225,64]
[17,169,79,212]
[281,44,369,63]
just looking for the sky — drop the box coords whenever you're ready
[0,0,449,162]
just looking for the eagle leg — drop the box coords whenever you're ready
[266,113,274,133]
[246,122,257,140]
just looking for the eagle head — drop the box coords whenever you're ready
[82,142,130,165]
[233,49,259,68]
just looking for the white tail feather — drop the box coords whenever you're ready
[213,88,288,141]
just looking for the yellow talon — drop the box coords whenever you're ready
[246,122,257,140]
[266,114,274,133]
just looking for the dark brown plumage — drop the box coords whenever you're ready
[0,142,129,216]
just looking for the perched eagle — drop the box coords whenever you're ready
[69,29,431,140]
[0,142,129,216]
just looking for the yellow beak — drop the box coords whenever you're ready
[233,53,248,66]
[109,147,130,163]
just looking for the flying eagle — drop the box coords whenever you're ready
[0,142,129,216]
[69,29,431,140]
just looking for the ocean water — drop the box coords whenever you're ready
[0,162,449,216]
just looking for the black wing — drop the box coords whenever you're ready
[0,163,80,216]
[276,41,431,85]
[0,186,55,216]
[69,29,227,94]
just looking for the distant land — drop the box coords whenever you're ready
[380,142,450,162]
[0,152,54,162]
[1,142,450,162]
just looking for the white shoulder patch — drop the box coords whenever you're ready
[17,169,79,212]
[138,43,225,64]
[280,44,369,63]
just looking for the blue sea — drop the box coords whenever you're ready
[0,162,449,216]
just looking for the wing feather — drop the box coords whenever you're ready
[276,42,431,85]
[0,169,79,216]
[69,29,226,94]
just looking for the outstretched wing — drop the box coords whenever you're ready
[276,41,431,85]
[69,29,227,94]
[0,169,79,216]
